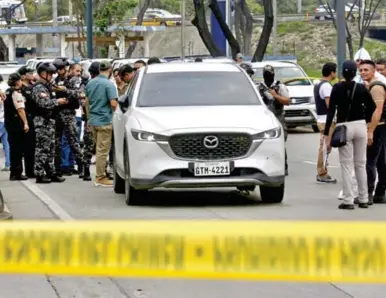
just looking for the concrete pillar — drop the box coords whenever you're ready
[36,33,43,56]
[9,34,16,61]
[143,32,154,57]
[115,35,125,58]
[59,33,66,57]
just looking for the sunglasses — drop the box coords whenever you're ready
[133,67,139,71]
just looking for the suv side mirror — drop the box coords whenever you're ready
[118,94,129,112]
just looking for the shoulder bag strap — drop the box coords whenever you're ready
[346,82,357,122]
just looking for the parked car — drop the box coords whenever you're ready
[315,5,335,20]
[251,61,319,132]
[113,63,286,205]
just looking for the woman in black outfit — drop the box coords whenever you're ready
[3,73,30,181]
[324,60,376,210]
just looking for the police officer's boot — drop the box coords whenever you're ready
[83,167,92,181]
[49,174,66,183]
[36,176,51,184]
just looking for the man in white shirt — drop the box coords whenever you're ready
[314,63,337,183]
[354,48,386,83]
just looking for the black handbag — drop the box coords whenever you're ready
[330,82,357,148]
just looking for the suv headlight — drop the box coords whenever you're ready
[309,96,315,104]
[131,130,168,142]
[252,127,281,140]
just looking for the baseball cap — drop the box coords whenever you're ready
[99,60,112,71]
[236,53,244,59]
[342,60,357,74]
[8,72,21,86]
[263,65,275,74]
[18,66,34,76]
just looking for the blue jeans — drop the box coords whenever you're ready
[61,117,82,168]
[0,122,10,167]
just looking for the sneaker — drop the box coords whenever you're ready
[317,175,337,184]
[1,167,10,172]
[338,203,355,210]
[95,177,113,187]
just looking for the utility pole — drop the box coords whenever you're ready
[181,0,185,59]
[86,0,93,58]
[69,0,73,18]
[273,0,278,56]
[336,0,346,76]
[52,0,60,55]
[298,0,302,13]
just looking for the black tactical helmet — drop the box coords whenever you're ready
[37,62,57,75]
[53,58,70,70]
[88,61,101,76]
[18,66,34,76]
[239,62,254,76]
[7,72,22,87]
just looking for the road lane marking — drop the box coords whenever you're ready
[21,180,74,220]
[302,161,340,168]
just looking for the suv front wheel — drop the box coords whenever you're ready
[260,183,285,203]
[124,147,145,206]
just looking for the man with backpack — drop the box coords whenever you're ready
[314,62,338,184]
[257,65,290,175]
[359,59,386,204]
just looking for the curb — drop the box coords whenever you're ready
[0,189,13,220]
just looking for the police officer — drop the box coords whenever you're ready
[32,62,67,183]
[18,66,36,178]
[3,73,29,181]
[52,58,83,177]
[257,65,290,175]
[79,61,100,181]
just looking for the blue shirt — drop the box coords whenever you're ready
[85,74,118,126]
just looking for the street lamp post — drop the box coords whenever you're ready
[273,0,278,56]
[86,0,93,59]
[336,0,346,76]
[181,0,185,59]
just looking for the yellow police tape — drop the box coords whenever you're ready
[1,220,386,283]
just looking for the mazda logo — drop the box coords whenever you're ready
[203,135,219,149]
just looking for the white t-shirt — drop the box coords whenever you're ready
[317,82,332,123]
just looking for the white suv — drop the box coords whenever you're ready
[113,63,286,205]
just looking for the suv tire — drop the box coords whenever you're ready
[260,183,284,203]
[124,147,144,206]
[113,150,125,194]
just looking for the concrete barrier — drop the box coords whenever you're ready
[0,189,12,220]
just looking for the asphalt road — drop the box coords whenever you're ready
[2,127,386,297]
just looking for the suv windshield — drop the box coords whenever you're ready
[252,66,312,86]
[137,71,261,107]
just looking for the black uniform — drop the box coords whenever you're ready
[4,87,28,180]
[21,83,36,177]
[258,80,289,174]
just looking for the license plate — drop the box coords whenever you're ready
[194,162,231,176]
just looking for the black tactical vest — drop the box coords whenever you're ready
[4,88,23,127]
[314,80,329,116]
[258,81,283,116]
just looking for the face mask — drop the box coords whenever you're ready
[263,72,275,86]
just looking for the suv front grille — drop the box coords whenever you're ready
[169,133,252,160]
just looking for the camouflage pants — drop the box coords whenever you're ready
[55,112,82,173]
[34,117,55,177]
[82,122,94,168]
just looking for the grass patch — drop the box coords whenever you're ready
[278,21,309,35]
